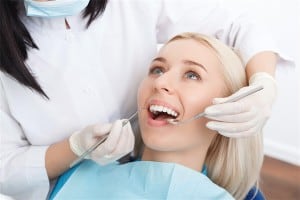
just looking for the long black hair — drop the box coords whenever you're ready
[0,0,108,98]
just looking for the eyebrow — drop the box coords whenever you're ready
[152,57,166,63]
[182,60,207,72]
[152,57,207,72]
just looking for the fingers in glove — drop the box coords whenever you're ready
[218,124,262,138]
[110,123,135,156]
[205,108,257,123]
[96,120,124,156]
[93,123,113,136]
[212,85,260,104]
[206,118,260,134]
[93,123,135,165]
[205,101,252,116]
[219,119,267,138]
[85,123,113,149]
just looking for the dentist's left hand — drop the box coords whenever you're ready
[69,119,135,165]
[204,72,277,138]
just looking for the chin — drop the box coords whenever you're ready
[142,134,177,152]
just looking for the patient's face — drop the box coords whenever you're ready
[138,39,226,154]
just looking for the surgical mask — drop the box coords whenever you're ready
[24,0,90,18]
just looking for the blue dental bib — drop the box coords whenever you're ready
[53,160,233,200]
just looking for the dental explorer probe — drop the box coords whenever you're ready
[70,111,138,168]
[167,85,264,125]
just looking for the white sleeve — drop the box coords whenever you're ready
[0,78,49,199]
[155,0,291,66]
[0,193,15,200]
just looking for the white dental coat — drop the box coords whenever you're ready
[0,0,283,199]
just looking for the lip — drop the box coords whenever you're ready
[146,99,180,127]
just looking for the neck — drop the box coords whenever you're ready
[141,146,209,172]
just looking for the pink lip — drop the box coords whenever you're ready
[146,99,179,127]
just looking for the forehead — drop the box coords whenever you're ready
[157,39,222,70]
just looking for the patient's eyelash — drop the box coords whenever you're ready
[149,66,165,76]
[184,70,201,80]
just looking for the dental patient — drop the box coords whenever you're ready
[50,33,263,200]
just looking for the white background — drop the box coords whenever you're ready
[223,0,300,166]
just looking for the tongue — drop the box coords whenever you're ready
[155,113,173,121]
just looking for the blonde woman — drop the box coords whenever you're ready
[50,33,264,200]
[1,1,279,199]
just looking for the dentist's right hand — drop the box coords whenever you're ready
[69,119,135,165]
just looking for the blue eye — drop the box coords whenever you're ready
[149,67,164,76]
[185,71,201,80]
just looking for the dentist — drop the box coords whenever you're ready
[0,0,283,199]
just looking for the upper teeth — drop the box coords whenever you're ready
[149,105,178,117]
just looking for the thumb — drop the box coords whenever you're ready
[213,85,259,104]
[211,91,244,104]
[93,123,113,136]
[212,97,229,104]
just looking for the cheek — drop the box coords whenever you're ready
[186,122,217,147]
[184,94,212,115]
[137,79,151,107]
[183,82,225,114]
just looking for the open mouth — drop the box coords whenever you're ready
[149,105,179,121]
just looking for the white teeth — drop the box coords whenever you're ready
[149,105,178,117]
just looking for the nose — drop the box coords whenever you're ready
[153,72,175,94]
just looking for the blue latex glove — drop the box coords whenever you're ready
[205,72,277,137]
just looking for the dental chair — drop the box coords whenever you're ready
[245,187,265,200]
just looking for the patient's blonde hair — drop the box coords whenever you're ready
[168,33,264,200]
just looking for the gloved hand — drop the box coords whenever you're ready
[69,119,135,165]
[205,72,277,138]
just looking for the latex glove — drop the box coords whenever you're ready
[69,119,135,165]
[205,72,277,138]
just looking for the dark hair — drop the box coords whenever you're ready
[0,0,108,98]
